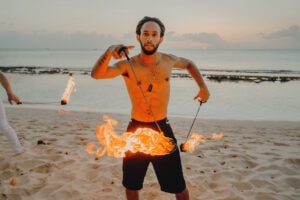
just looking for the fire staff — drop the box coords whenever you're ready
[91,16,210,200]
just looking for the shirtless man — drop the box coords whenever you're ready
[91,16,210,200]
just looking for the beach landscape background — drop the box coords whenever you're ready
[0,49,299,199]
[1,0,300,199]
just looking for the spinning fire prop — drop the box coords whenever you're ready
[86,115,176,158]
[180,132,223,153]
[179,102,223,152]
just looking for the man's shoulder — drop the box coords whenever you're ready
[160,52,191,69]
[115,58,131,67]
[160,52,180,64]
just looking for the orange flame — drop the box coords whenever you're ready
[86,115,176,158]
[181,132,223,153]
[61,74,75,105]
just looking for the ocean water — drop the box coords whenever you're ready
[0,49,300,121]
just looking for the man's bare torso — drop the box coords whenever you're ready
[120,53,173,122]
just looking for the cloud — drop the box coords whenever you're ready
[0,31,121,50]
[258,25,300,49]
[164,32,225,49]
[0,30,226,50]
[2,28,299,50]
[0,21,14,26]
[260,25,300,39]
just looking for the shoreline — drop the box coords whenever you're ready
[1,106,300,199]
[6,104,300,123]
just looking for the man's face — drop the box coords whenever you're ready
[137,21,163,55]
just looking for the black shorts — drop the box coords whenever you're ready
[122,118,186,194]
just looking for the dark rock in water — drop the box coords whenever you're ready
[38,68,61,74]
[1,66,300,83]
[206,74,300,83]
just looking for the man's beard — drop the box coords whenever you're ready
[140,42,159,55]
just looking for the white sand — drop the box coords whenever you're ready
[0,107,299,200]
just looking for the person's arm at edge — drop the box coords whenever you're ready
[0,71,20,104]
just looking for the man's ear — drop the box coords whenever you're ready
[159,37,164,43]
[136,34,140,42]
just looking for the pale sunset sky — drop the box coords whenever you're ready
[0,0,299,50]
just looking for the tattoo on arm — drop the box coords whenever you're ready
[91,50,113,78]
[97,50,110,67]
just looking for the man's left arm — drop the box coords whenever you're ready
[185,60,210,102]
[172,56,210,102]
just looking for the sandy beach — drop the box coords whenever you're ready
[0,106,299,200]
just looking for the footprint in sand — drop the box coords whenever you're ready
[30,163,58,173]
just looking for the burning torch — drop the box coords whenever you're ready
[61,73,75,105]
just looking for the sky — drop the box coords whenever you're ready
[0,0,300,50]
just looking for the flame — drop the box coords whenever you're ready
[181,132,223,153]
[86,115,175,158]
[212,133,223,140]
[61,74,75,105]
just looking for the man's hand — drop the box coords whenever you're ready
[109,45,135,59]
[194,87,210,103]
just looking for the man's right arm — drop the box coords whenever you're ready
[91,45,135,79]
[91,46,123,79]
